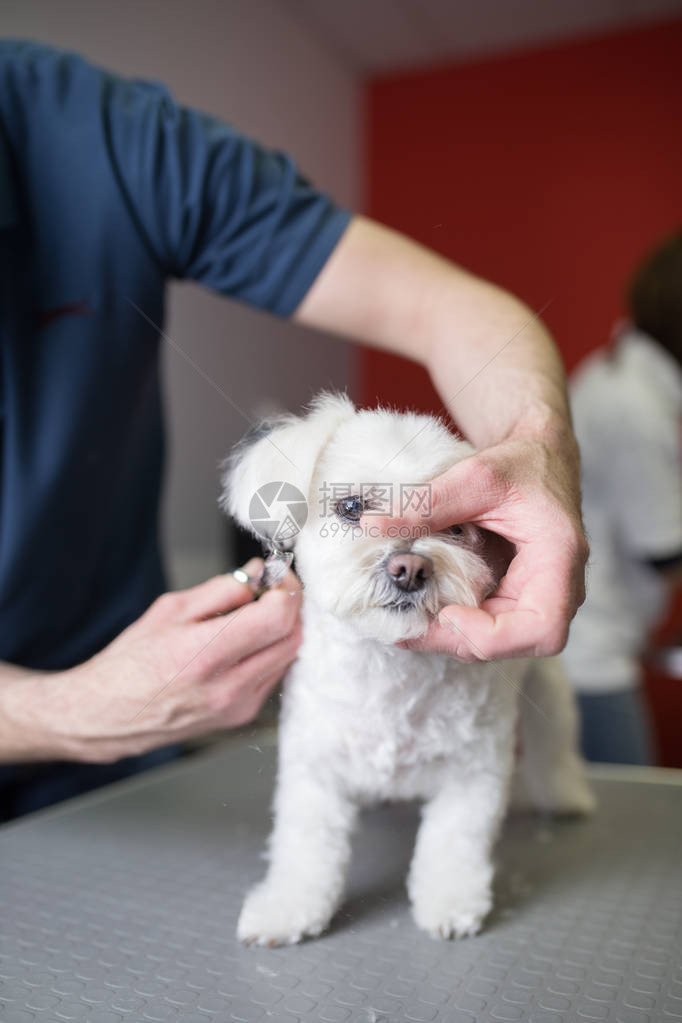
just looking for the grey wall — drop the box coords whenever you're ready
[3,0,360,586]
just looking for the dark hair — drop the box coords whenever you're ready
[628,230,682,365]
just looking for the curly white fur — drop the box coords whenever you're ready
[222,393,595,945]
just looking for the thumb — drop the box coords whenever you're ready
[183,558,264,620]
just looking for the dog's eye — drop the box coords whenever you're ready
[449,525,464,537]
[335,495,365,522]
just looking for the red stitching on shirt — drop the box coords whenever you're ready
[35,300,90,330]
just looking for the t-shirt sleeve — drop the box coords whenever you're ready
[611,417,682,560]
[102,73,352,316]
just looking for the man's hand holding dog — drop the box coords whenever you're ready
[382,422,588,661]
[0,559,302,763]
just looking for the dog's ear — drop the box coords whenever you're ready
[221,392,355,546]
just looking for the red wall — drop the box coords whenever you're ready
[363,20,682,766]
[362,17,682,412]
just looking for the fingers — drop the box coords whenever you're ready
[270,566,303,600]
[147,559,265,624]
[398,614,486,662]
[427,456,509,530]
[192,572,302,665]
[180,560,302,623]
[442,606,547,660]
[185,558,265,619]
[401,537,582,661]
[207,623,303,720]
[436,578,572,661]
[402,605,558,662]
[361,455,506,535]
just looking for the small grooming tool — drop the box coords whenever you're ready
[232,547,294,596]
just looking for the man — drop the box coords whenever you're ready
[0,41,587,810]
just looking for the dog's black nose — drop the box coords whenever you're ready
[386,553,433,592]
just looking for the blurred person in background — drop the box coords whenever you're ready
[562,232,682,764]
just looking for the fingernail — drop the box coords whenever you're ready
[241,557,262,573]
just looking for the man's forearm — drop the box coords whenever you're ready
[0,663,56,762]
[420,275,571,451]
[295,215,575,454]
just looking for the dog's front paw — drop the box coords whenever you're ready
[410,874,492,940]
[237,880,336,947]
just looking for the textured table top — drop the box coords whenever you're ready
[1,734,681,1023]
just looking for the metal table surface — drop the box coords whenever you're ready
[1,733,681,1023]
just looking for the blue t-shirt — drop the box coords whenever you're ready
[0,40,351,670]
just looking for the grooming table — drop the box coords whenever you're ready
[1,734,681,1023]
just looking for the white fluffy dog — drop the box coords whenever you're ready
[223,393,594,946]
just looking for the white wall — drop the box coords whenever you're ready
[3,0,360,586]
